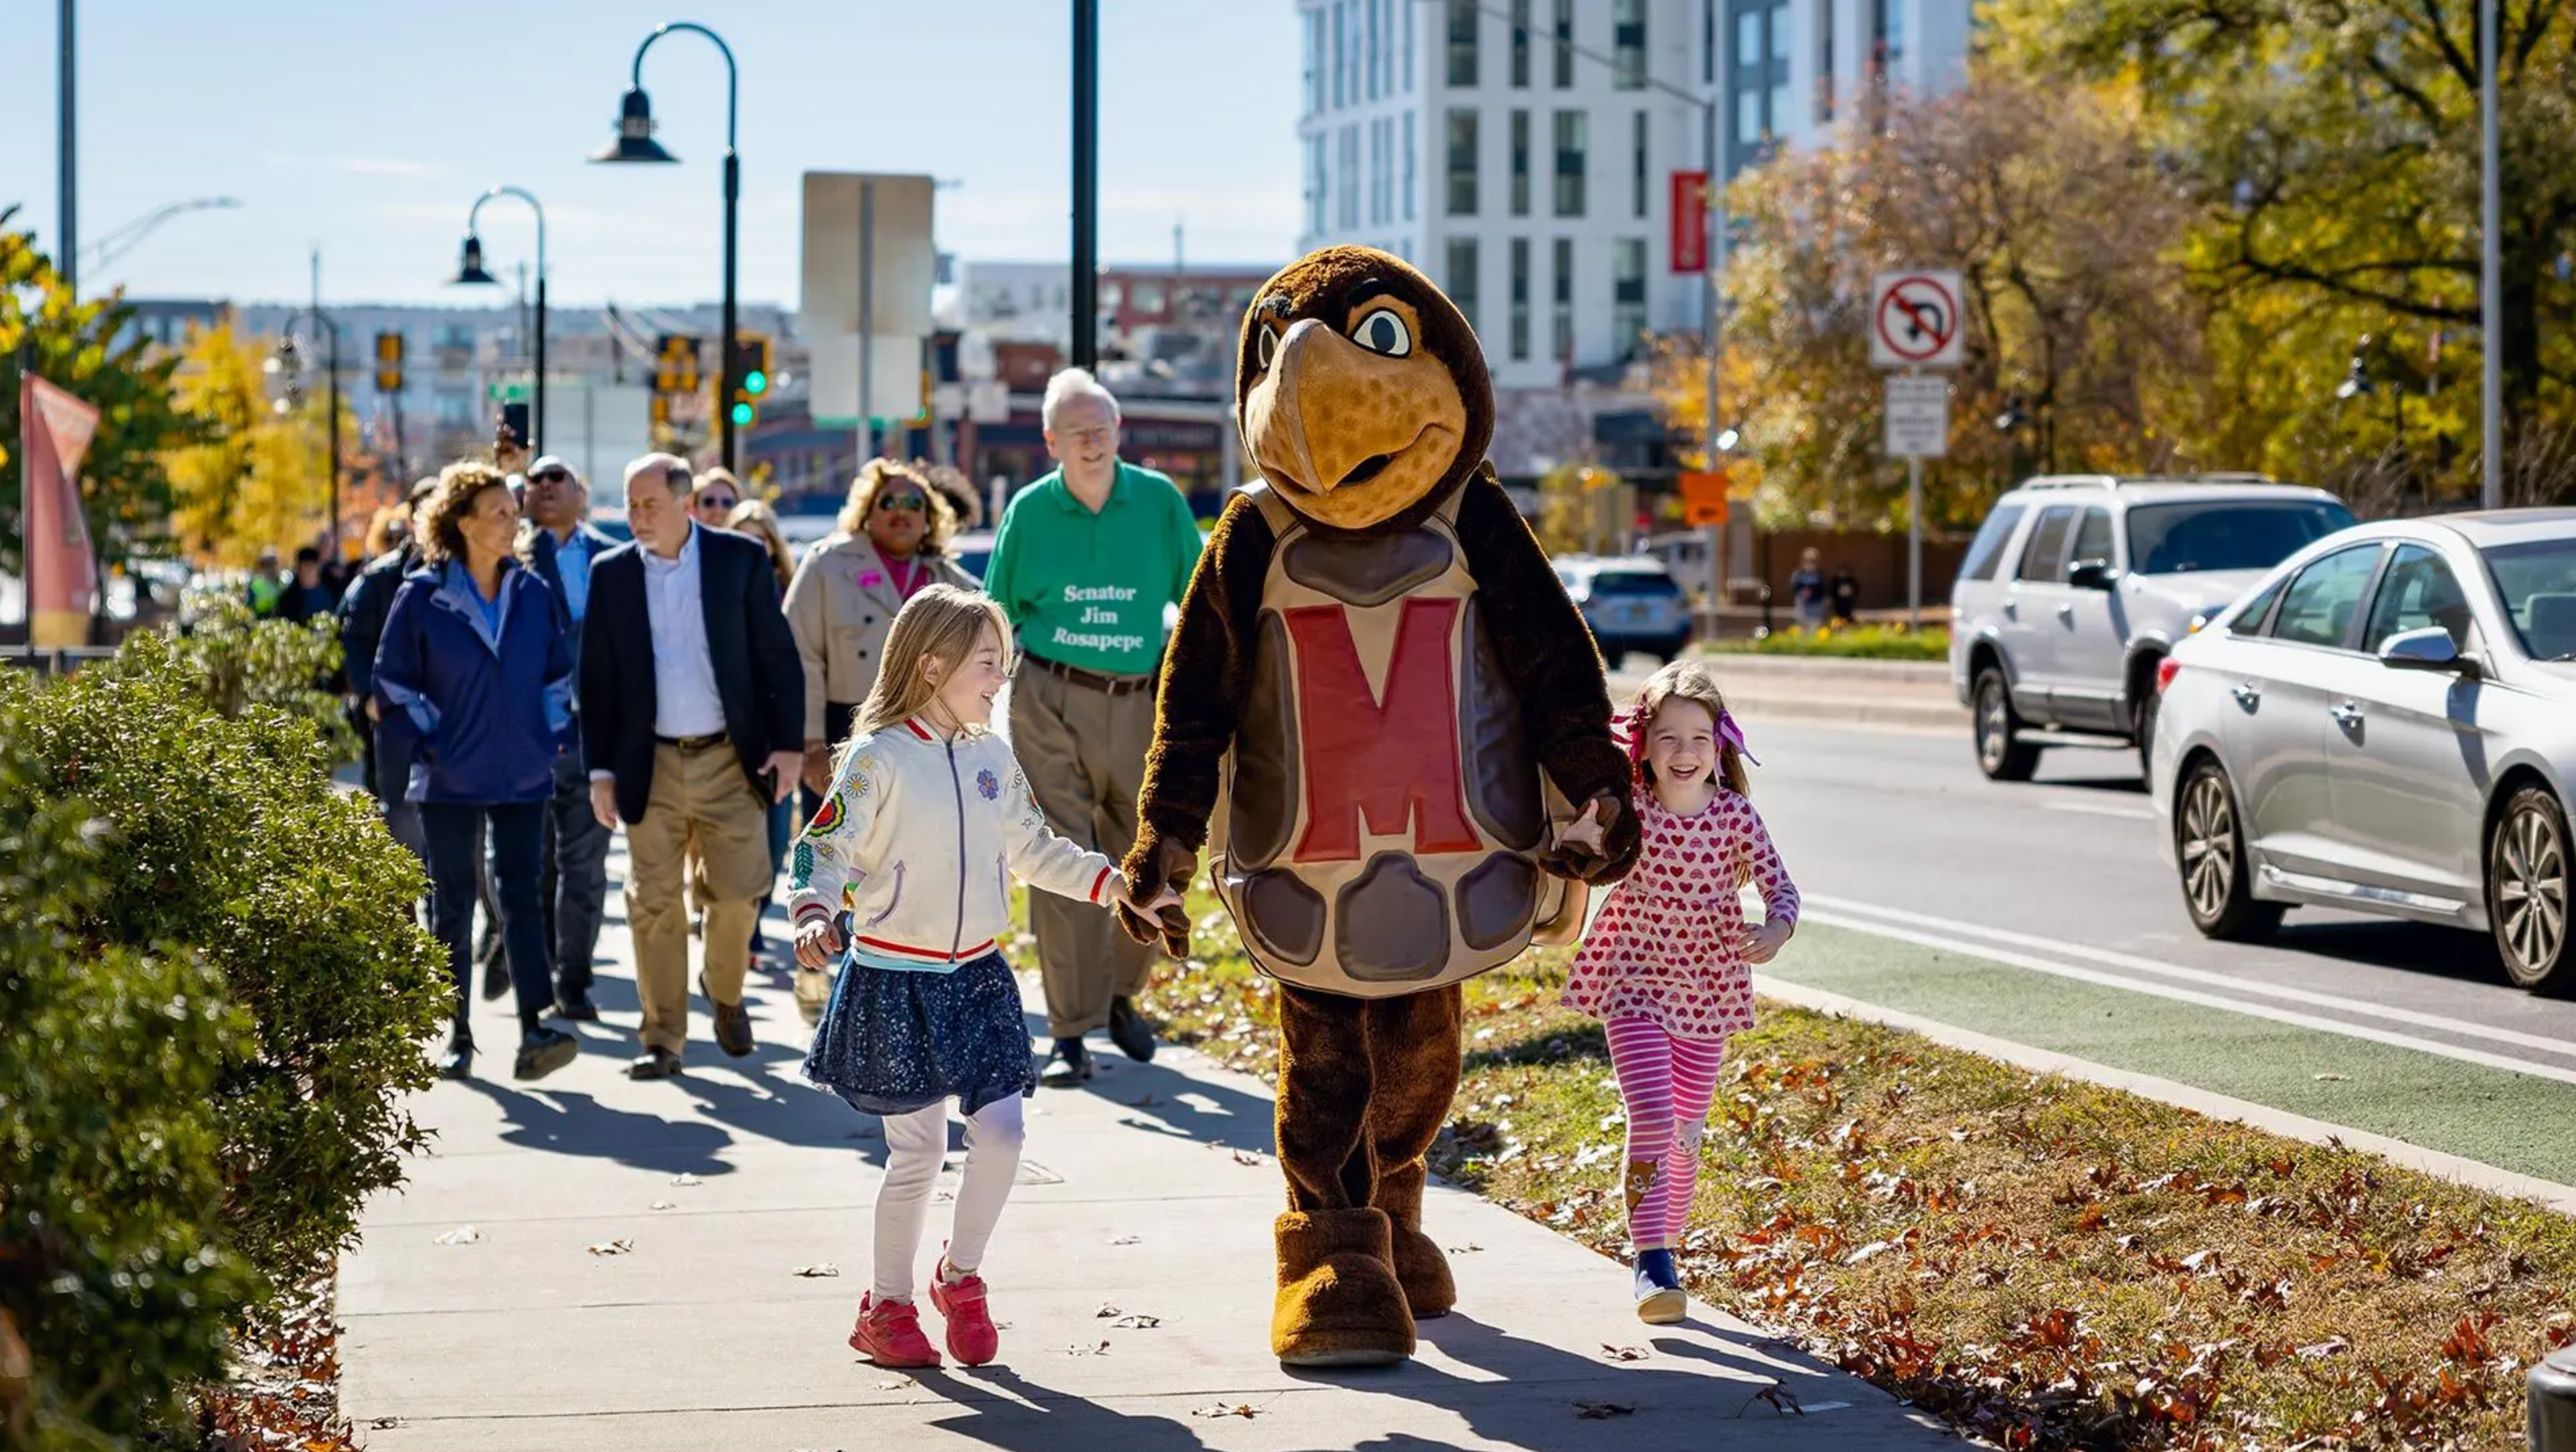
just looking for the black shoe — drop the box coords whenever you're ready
[440,1029,474,1081]
[514,1027,579,1081]
[1039,1038,1093,1088]
[552,990,600,1022]
[628,1047,684,1080]
[701,973,756,1057]
[1108,995,1157,1063]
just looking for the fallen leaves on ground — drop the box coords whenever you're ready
[1601,1343,1648,1361]
[1743,1382,1805,1417]
[586,1237,634,1256]
[649,1199,677,1211]
[433,1225,481,1245]
[1063,1340,1112,1356]
[1111,1314,1161,1329]
[192,1274,359,1450]
[1575,1400,1635,1419]
[1106,1234,1141,1246]
[670,1171,702,1185]
[1191,1402,1262,1419]
[1230,1148,1267,1166]
[794,1263,841,1278]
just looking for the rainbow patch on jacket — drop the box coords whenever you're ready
[808,791,848,835]
[977,768,1001,802]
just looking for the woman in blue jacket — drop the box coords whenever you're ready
[375,461,581,1082]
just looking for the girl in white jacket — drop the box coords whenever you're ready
[791,584,1170,1370]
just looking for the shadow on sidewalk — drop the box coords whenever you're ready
[913,1366,1207,1452]
[1020,1009,1280,1156]
[456,1079,736,1178]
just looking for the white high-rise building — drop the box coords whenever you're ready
[1295,0,1970,393]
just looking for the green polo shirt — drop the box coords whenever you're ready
[984,461,1204,677]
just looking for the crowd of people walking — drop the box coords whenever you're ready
[327,367,1197,1095]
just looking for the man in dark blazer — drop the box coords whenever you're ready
[581,452,805,1080]
[523,457,623,1021]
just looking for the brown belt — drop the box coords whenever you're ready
[656,730,729,752]
[1023,652,1158,696]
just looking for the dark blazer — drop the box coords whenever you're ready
[525,522,620,637]
[579,523,805,826]
[337,543,419,699]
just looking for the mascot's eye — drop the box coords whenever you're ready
[1350,307,1413,358]
[1255,324,1280,371]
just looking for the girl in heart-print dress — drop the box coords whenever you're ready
[1561,659,1800,1324]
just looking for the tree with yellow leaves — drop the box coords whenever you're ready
[163,320,350,568]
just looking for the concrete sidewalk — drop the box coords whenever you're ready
[338,868,1956,1451]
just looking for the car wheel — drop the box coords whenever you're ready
[2175,759,2284,941]
[2488,785,2571,993]
[1973,667,2042,782]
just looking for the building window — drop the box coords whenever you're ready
[1333,0,1346,109]
[1509,109,1532,215]
[1446,108,1480,215]
[1613,0,1648,89]
[1404,110,1418,219]
[1403,0,1415,88]
[1705,0,1718,82]
[1553,0,1575,88]
[1367,0,1382,100]
[1510,0,1534,87]
[1769,1,1792,137]
[1447,238,1480,333]
[1380,118,1399,224]
[1613,238,1648,359]
[1509,237,1532,360]
[1632,110,1649,217]
[1817,0,1837,121]
[1305,133,1328,235]
[1304,7,1325,115]
[1551,237,1575,360]
[1876,0,1906,68]
[1341,125,1362,227]
[1552,109,1587,217]
[1728,0,1792,166]
[1448,0,1479,86]
[1366,120,1381,225]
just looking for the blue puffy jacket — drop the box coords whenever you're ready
[372,560,573,806]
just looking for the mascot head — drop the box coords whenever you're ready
[1235,244,1495,533]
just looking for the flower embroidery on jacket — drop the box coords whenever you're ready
[977,768,1001,802]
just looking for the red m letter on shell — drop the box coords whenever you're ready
[1284,597,1480,862]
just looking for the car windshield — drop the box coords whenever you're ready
[1585,571,1681,597]
[2124,499,2356,576]
[2480,536,2576,661]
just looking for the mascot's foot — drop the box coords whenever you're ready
[1272,1208,1414,1368]
[1389,1220,1456,1321]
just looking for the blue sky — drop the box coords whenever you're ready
[0,0,1303,308]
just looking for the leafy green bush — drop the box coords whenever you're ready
[151,590,357,765]
[1703,623,1952,660]
[0,675,257,1449]
[22,630,449,1286]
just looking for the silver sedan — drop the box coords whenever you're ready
[2148,510,2576,990]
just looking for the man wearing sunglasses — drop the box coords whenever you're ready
[522,458,621,1020]
[982,368,1206,1086]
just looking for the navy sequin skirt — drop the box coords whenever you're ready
[801,950,1038,1118]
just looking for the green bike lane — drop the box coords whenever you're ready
[1755,920,2576,1195]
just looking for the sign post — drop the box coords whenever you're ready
[1870,271,1964,630]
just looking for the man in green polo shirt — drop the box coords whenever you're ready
[985,367,1204,1086]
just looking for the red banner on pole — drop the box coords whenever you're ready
[19,372,101,646]
[1671,170,1709,274]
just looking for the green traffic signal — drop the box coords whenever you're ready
[730,401,755,426]
[743,368,768,396]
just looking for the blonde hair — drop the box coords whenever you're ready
[725,498,796,589]
[415,460,511,566]
[1628,658,1751,798]
[841,584,1014,769]
[834,457,960,554]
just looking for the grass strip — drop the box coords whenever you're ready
[1702,624,1951,660]
[1134,893,2576,1451]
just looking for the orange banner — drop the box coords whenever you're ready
[19,373,101,646]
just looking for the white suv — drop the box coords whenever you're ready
[1950,475,2356,780]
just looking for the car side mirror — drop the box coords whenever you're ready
[2379,626,2475,676]
[2068,560,2119,592]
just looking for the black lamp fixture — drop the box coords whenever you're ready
[594,21,739,470]
[2336,334,2376,401]
[448,186,548,453]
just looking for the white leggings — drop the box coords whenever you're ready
[874,1095,1026,1301]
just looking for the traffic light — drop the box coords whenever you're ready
[653,333,701,396]
[729,334,772,428]
[373,330,405,393]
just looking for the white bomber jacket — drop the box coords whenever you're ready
[788,717,1120,970]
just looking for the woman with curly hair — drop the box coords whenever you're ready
[374,460,583,1083]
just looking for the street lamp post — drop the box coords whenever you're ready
[595,21,740,472]
[2478,0,2503,509]
[1072,0,1100,372]
[453,186,548,454]
[272,310,343,561]
[78,196,241,273]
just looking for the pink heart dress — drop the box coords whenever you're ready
[1560,789,1800,1039]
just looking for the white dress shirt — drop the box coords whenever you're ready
[641,522,729,739]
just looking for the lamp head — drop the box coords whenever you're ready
[592,88,677,163]
[452,235,500,287]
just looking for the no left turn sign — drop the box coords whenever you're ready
[1870,270,1964,369]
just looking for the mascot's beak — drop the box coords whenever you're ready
[1246,318,1417,500]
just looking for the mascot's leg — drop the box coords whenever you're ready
[1364,986,1464,1319]
[1272,984,1413,1368]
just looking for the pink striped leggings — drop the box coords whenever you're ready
[1606,1017,1728,1252]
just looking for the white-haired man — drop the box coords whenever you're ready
[982,368,1203,1085]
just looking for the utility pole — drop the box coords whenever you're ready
[312,249,341,561]
[59,0,76,297]
[1071,0,1100,372]
[2478,0,2503,509]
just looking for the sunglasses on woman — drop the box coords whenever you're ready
[696,494,739,512]
[875,494,927,515]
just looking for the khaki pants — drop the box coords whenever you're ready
[1010,660,1157,1038]
[625,740,774,1056]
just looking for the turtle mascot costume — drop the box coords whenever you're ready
[1117,244,1641,1367]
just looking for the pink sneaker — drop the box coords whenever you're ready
[850,1292,940,1368]
[928,1253,1001,1366]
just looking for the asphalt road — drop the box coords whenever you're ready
[1671,703,2576,1089]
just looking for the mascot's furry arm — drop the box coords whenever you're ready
[1117,493,1279,955]
[1452,466,1642,886]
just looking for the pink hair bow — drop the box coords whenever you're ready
[1717,708,1762,767]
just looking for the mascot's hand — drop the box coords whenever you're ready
[1116,831,1198,959]
[1537,793,1639,886]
